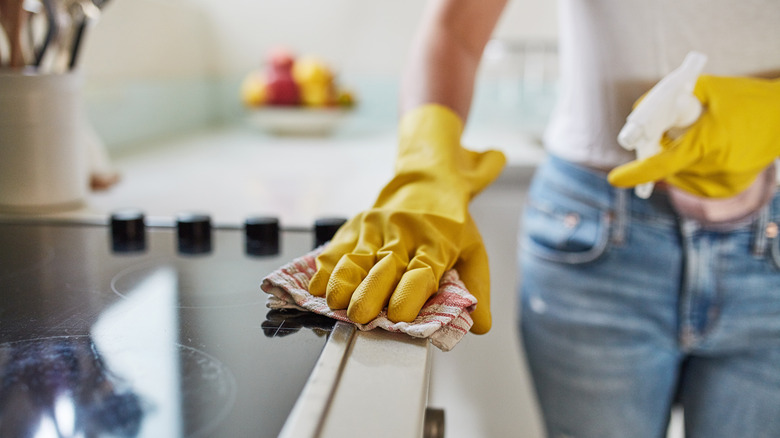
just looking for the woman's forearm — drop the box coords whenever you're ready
[400,0,509,120]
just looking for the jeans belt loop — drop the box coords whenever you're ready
[751,204,771,257]
[611,188,629,246]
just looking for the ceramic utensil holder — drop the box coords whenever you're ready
[0,71,89,213]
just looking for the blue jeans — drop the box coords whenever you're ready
[519,155,780,438]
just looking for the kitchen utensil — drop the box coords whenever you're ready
[67,0,100,69]
[0,16,8,66]
[0,0,28,69]
[32,0,58,68]
[38,0,72,73]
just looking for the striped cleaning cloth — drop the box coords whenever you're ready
[260,248,478,351]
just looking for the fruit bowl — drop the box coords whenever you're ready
[246,106,352,136]
[241,49,357,136]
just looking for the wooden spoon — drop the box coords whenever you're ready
[0,0,28,69]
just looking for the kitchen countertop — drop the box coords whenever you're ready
[14,122,546,228]
[0,121,545,437]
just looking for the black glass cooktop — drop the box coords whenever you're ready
[0,216,339,437]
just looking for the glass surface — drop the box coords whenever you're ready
[0,222,334,437]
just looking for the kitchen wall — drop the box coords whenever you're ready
[79,0,558,149]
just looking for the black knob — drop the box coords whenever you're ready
[177,212,212,254]
[245,216,280,256]
[110,209,146,252]
[423,408,446,438]
[314,217,347,248]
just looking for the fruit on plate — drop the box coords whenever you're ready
[335,89,356,107]
[240,71,267,107]
[292,56,335,107]
[241,48,356,109]
[264,48,300,106]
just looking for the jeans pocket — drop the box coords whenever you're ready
[522,195,611,265]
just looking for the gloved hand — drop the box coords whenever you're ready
[308,104,506,334]
[608,75,780,198]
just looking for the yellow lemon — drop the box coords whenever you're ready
[240,71,267,107]
[299,83,334,107]
[292,56,334,86]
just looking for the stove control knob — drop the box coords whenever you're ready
[110,209,146,252]
[177,212,212,254]
[245,216,280,256]
[314,217,347,248]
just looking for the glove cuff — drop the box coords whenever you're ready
[396,104,464,175]
[398,104,464,147]
[394,103,506,196]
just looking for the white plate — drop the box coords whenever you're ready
[246,107,351,136]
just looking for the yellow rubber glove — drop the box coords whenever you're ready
[608,75,780,198]
[309,104,506,334]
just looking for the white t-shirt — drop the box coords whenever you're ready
[544,0,780,169]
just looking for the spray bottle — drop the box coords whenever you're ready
[617,51,708,198]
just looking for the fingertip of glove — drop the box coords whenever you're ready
[326,292,348,310]
[385,268,438,323]
[469,311,492,334]
[308,271,328,297]
[477,149,508,173]
[606,168,631,187]
[386,306,418,324]
[489,148,508,165]
[607,163,651,188]
[347,301,381,325]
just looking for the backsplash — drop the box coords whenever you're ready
[78,0,558,150]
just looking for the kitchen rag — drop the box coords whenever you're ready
[260,247,478,351]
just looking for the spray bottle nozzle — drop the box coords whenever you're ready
[617,51,708,198]
[617,122,645,151]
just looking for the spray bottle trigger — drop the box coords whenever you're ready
[674,94,704,128]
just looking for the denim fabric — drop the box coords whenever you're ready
[518,155,780,438]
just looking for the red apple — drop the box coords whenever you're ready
[264,48,300,105]
[265,71,300,105]
[268,47,295,70]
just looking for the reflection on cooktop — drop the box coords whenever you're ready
[0,336,236,438]
[261,309,337,338]
[0,336,142,437]
[111,259,266,309]
[0,219,339,437]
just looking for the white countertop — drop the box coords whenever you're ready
[28,122,545,228]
